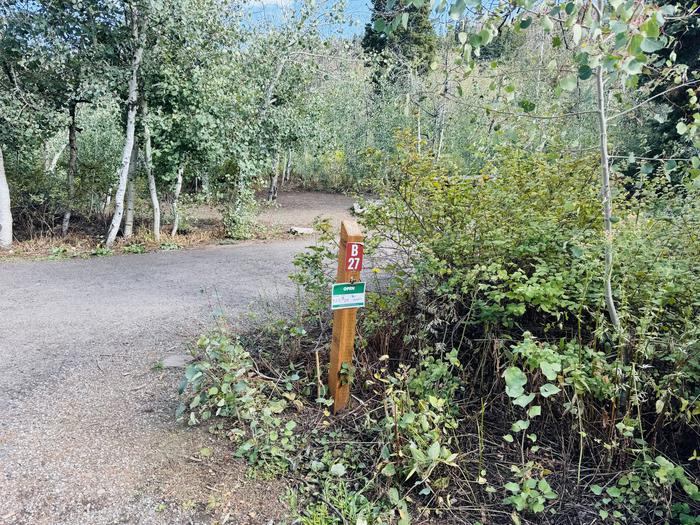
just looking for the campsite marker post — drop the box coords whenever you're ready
[328,220,364,413]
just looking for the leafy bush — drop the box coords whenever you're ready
[286,138,700,523]
[177,334,299,472]
[122,242,146,254]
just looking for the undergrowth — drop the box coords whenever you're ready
[178,141,700,524]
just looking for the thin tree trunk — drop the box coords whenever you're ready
[594,6,620,331]
[434,39,449,159]
[267,154,280,202]
[62,102,78,236]
[46,142,66,174]
[102,190,112,216]
[105,6,144,248]
[141,98,160,241]
[283,147,292,184]
[123,143,138,238]
[171,163,184,236]
[0,146,12,249]
[259,57,287,118]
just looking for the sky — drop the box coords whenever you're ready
[247,0,374,38]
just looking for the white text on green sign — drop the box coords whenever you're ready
[331,282,366,310]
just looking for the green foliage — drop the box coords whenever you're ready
[177,333,299,472]
[290,140,700,522]
[159,241,181,251]
[362,0,437,77]
[90,246,112,257]
[122,243,145,254]
[369,350,462,495]
[221,186,258,240]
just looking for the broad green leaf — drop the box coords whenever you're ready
[503,366,527,398]
[381,463,396,476]
[590,484,604,495]
[512,419,530,432]
[427,441,440,461]
[640,17,660,38]
[514,393,536,407]
[540,361,561,381]
[528,405,542,418]
[578,65,592,80]
[505,482,520,493]
[388,487,400,505]
[622,58,644,75]
[640,37,665,53]
[540,383,561,398]
[606,486,622,498]
[330,463,346,476]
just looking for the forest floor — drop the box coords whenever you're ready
[0,191,354,525]
[0,190,355,260]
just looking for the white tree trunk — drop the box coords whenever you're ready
[141,98,160,241]
[594,3,620,331]
[105,7,144,248]
[61,102,78,236]
[170,163,184,236]
[283,147,292,184]
[0,146,12,249]
[123,143,138,238]
[46,143,66,174]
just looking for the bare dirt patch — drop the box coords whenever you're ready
[256,191,355,234]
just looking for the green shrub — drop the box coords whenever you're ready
[288,138,700,522]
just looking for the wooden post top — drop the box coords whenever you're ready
[340,219,363,242]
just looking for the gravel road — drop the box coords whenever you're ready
[0,239,315,525]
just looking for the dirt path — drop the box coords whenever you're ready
[0,193,354,525]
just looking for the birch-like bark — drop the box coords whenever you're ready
[0,146,12,249]
[170,163,184,236]
[123,143,138,238]
[46,143,66,174]
[259,57,287,119]
[434,41,449,159]
[283,147,292,184]
[267,154,280,202]
[594,0,620,331]
[105,5,144,247]
[141,98,160,241]
[61,102,78,236]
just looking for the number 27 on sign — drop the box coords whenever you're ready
[345,242,364,272]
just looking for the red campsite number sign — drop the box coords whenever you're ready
[345,242,364,272]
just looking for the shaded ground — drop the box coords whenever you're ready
[256,191,355,232]
[0,192,355,525]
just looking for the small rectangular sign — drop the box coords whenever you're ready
[345,242,364,272]
[331,282,366,310]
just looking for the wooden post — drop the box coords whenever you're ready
[328,220,363,413]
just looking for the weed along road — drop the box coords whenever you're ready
[0,240,310,524]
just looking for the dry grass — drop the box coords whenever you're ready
[0,225,227,262]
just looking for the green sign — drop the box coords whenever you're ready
[331,282,366,310]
